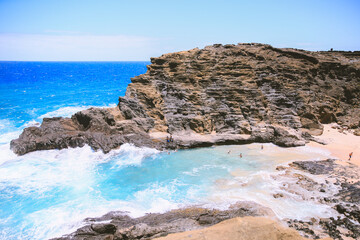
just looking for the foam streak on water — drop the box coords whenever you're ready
[0,62,337,240]
[0,131,335,239]
[0,130,336,239]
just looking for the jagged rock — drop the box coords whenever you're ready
[285,160,360,239]
[91,224,117,234]
[336,204,347,214]
[290,159,336,175]
[273,193,284,198]
[354,129,360,136]
[337,181,360,203]
[11,43,360,155]
[10,108,162,155]
[51,201,274,240]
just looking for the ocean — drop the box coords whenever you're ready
[0,62,336,240]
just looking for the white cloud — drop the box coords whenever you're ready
[0,33,166,61]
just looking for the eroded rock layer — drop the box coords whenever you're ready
[11,43,360,155]
[51,202,275,240]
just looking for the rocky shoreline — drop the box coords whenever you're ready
[10,43,360,155]
[285,159,360,239]
[51,159,360,240]
[9,43,360,239]
[52,201,274,240]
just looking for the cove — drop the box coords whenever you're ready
[0,142,334,240]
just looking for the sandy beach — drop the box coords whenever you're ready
[154,125,360,240]
[155,217,323,240]
[308,124,360,166]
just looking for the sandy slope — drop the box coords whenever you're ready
[155,217,331,240]
[309,124,360,166]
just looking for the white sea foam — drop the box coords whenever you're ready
[0,131,21,145]
[0,143,158,196]
[19,180,184,239]
[0,142,164,239]
[0,119,13,130]
[0,130,337,240]
[110,143,159,168]
[22,198,120,240]
[206,166,337,220]
[0,146,98,195]
[132,183,180,214]
[38,104,116,119]
[38,106,90,119]
[0,144,18,166]
[23,191,180,240]
[22,120,41,128]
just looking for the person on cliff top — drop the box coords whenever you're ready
[349,152,353,161]
[166,136,169,143]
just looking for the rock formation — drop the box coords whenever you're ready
[10,43,360,155]
[284,159,360,239]
[51,202,276,240]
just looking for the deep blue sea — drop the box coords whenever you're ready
[0,62,335,240]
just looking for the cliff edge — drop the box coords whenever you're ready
[11,43,360,155]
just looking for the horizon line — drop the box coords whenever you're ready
[0,60,151,62]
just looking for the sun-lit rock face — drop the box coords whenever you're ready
[126,43,360,135]
[11,43,360,155]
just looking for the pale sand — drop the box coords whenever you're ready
[155,217,331,240]
[308,124,360,167]
[149,131,251,143]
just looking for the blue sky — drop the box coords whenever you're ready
[0,0,359,61]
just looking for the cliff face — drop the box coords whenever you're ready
[10,43,360,155]
[126,43,359,134]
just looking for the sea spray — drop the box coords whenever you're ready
[38,104,116,119]
[0,143,162,240]
[0,61,340,239]
[0,139,337,240]
[0,61,151,239]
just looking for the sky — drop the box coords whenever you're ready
[0,0,359,61]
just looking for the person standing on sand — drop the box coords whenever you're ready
[240,153,242,158]
[349,152,353,161]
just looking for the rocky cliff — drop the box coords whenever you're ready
[10,43,360,155]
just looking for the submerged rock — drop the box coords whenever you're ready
[11,43,360,155]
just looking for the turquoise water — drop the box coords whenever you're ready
[0,62,335,240]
